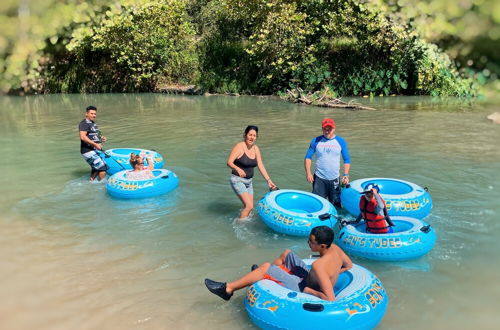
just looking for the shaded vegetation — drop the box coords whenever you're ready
[377,0,500,84]
[42,1,198,93]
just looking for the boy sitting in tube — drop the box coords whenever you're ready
[342,183,395,233]
[204,226,352,301]
[126,152,154,180]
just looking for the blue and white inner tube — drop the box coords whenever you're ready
[98,148,164,175]
[257,189,337,236]
[341,178,433,219]
[336,216,436,261]
[245,260,388,330]
[106,169,178,199]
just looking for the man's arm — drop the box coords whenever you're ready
[303,264,336,301]
[338,136,351,185]
[339,249,353,273]
[79,131,102,150]
[304,138,317,183]
[304,158,314,183]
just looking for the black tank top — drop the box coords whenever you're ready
[232,153,258,179]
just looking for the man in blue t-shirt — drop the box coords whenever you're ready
[304,118,350,208]
[78,105,108,181]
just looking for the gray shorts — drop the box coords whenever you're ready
[230,174,253,195]
[82,150,107,171]
[266,251,309,292]
[312,174,340,207]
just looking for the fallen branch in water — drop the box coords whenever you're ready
[282,87,376,111]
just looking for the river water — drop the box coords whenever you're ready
[0,94,499,330]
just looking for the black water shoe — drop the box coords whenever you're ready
[204,279,233,301]
[251,264,259,271]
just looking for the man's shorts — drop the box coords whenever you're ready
[312,174,340,206]
[264,251,309,292]
[82,150,107,171]
[230,174,253,195]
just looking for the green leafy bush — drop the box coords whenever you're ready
[42,0,199,93]
[198,0,477,96]
[0,0,479,97]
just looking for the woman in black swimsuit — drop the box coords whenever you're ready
[227,125,276,219]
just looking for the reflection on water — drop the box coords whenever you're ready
[15,177,178,231]
[0,94,499,330]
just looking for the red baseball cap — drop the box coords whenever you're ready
[321,118,335,128]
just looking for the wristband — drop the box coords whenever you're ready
[343,173,349,176]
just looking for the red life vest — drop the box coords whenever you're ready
[359,197,390,234]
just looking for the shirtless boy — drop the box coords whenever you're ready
[204,226,352,301]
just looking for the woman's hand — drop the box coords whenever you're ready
[267,179,277,190]
[236,167,246,178]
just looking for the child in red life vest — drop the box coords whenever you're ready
[343,183,395,234]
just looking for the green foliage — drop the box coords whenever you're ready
[42,0,198,93]
[198,0,477,96]
[410,41,476,97]
[243,2,312,92]
[376,0,500,81]
[0,0,483,97]
[0,0,113,93]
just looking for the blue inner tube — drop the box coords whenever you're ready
[98,148,165,175]
[275,192,324,213]
[106,169,178,199]
[257,189,337,236]
[336,216,437,261]
[245,261,388,330]
[341,178,433,219]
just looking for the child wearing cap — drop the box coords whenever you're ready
[343,183,395,233]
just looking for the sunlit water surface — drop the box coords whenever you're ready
[1,94,499,330]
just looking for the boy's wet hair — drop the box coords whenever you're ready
[310,226,334,247]
[86,105,97,112]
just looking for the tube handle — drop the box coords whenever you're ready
[302,303,324,312]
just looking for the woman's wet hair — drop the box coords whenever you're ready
[310,226,334,247]
[244,125,259,136]
[129,153,143,168]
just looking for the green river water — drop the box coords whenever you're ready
[0,94,499,329]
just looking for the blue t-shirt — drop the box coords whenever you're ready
[305,135,350,180]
